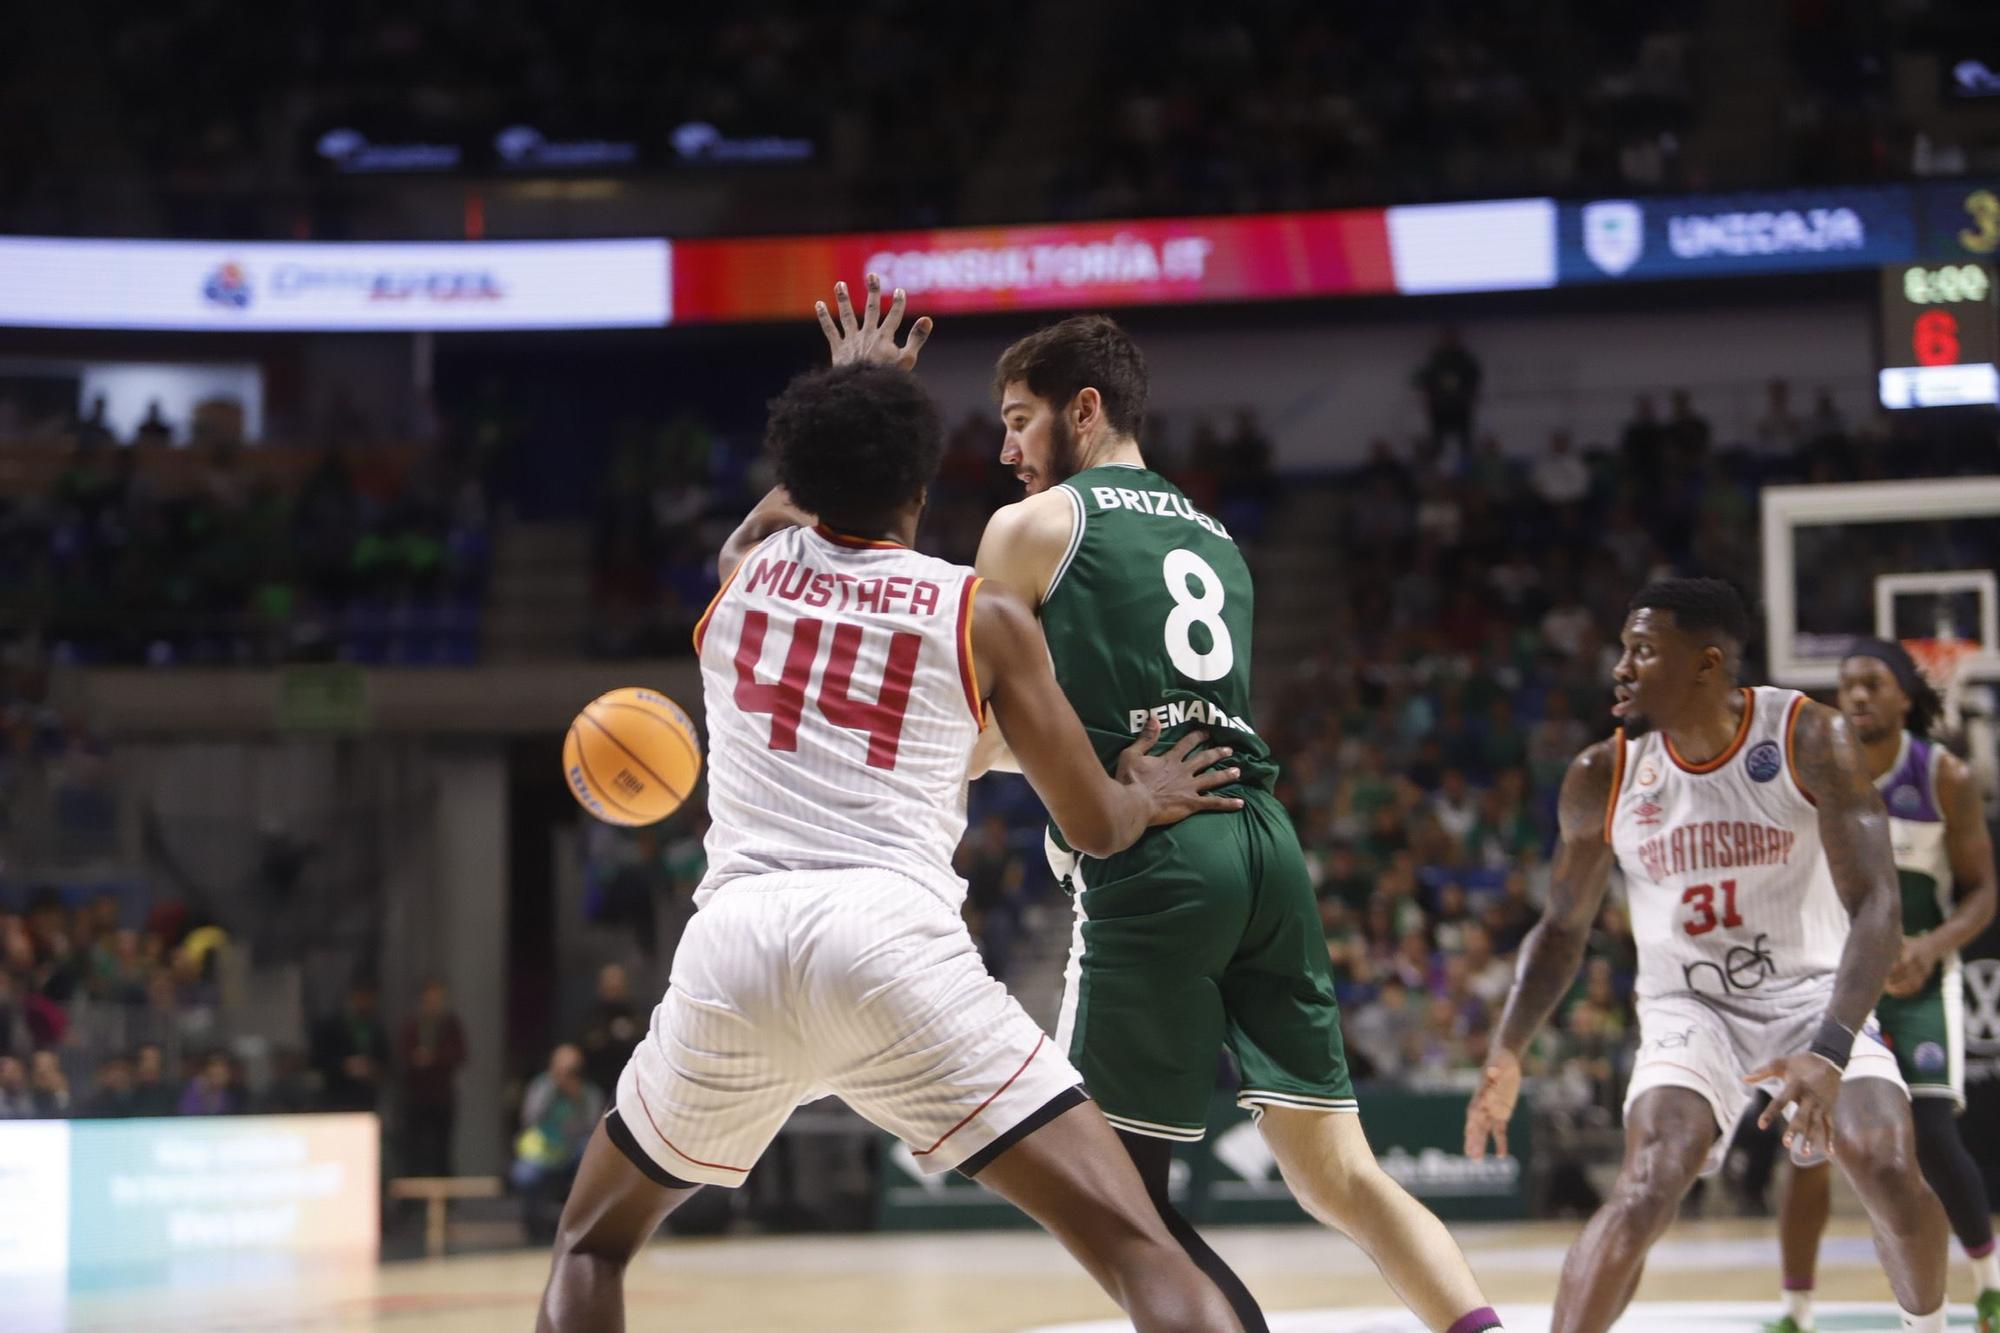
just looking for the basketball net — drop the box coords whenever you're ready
[1903,631,1979,734]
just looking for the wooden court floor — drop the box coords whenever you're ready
[38,1217,1992,1331]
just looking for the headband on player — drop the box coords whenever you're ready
[1842,636,1922,699]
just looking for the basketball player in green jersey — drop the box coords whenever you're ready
[957,302,1501,1333]
[1770,639,1998,1333]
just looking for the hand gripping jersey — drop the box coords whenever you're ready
[691,524,985,909]
[1608,686,1850,1006]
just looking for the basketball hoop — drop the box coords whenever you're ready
[1903,635,1980,733]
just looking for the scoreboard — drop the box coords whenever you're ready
[1879,260,2000,408]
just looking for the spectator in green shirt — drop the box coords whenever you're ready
[512,1043,606,1244]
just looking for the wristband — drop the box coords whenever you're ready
[1808,1018,1855,1071]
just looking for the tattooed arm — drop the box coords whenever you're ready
[1746,699,1901,1156]
[1795,699,1903,1030]
[1466,739,1618,1158]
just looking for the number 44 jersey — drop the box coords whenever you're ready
[692,524,986,910]
[1608,686,1851,1006]
[1039,465,1278,807]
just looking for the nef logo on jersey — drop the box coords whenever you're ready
[1684,933,1777,995]
[202,261,252,309]
[1744,741,1782,783]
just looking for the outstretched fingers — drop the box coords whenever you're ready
[901,315,933,367]
[862,272,882,329]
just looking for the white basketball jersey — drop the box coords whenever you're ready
[691,524,985,909]
[1609,686,1849,1005]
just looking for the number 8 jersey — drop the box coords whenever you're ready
[691,524,985,910]
[1608,685,1851,1006]
[1038,465,1276,814]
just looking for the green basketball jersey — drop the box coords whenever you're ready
[1037,464,1277,799]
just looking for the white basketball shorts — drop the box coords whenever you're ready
[1624,989,1906,1175]
[613,867,1084,1188]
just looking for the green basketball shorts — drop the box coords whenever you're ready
[1050,789,1356,1141]
[1874,966,1965,1108]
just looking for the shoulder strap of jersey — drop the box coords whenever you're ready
[692,529,783,653]
[1044,483,1087,601]
[954,573,987,730]
[1604,727,1629,843]
[1781,689,1816,807]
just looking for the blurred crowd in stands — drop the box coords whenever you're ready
[0,893,478,1167]
[4,3,1993,239]
[1055,3,1698,219]
[0,888,254,1118]
[0,397,492,666]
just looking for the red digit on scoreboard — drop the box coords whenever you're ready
[1914,309,1961,367]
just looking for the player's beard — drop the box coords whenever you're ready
[1620,708,1655,738]
[1843,711,1894,745]
[1045,411,1085,485]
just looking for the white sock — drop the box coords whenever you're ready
[1901,1304,1945,1332]
[1973,1245,2000,1292]
[1783,1287,1814,1330]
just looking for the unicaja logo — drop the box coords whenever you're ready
[1583,200,1645,276]
[202,261,252,310]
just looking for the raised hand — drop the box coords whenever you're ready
[816,272,933,370]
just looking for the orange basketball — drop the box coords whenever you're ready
[563,687,703,826]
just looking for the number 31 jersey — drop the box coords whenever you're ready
[1039,465,1276,803]
[691,524,985,910]
[1608,686,1849,1006]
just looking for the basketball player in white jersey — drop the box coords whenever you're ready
[536,356,1253,1328]
[1771,638,1998,1333]
[1464,578,1951,1333]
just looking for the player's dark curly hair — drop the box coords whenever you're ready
[766,364,943,534]
[992,315,1149,438]
[1629,577,1753,649]
[1906,674,1945,739]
